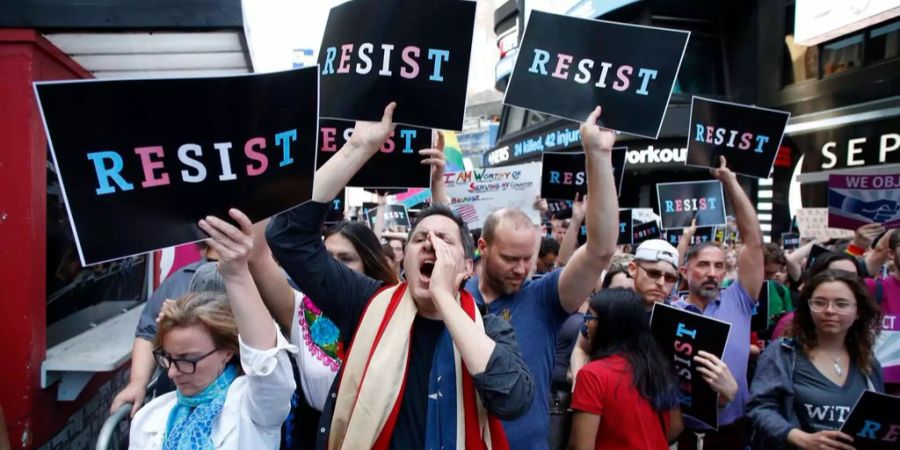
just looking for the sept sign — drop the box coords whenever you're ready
[34,68,319,266]
[828,173,900,230]
[318,0,476,130]
[504,10,689,139]
[685,97,790,178]
[317,119,431,189]
[650,303,731,430]
[656,180,726,230]
[539,148,626,200]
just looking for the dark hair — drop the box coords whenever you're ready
[539,237,560,259]
[684,241,721,265]
[790,270,882,375]
[407,204,476,259]
[587,288,679,410]
[601,266,631,289]
[763,243,787,266]
[890,231,900,251]
[804,251,861,283]
[325,221,398,284]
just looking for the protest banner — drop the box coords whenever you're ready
[444,162,542,229]
[665,226,716,247]
[650,302,732,430]
[685,96,790,178]
[317,119,432,189]
[796,208,854,240]
[656,180,726,230]
[540,147,626,200]
[325,189,346,224]
[632,220,662,244]
[362,203,411,234]
[840,391,900,450]
[504,10,689,138]
[828,173,900,230]
[781,232,801,250]
[578,209,632,246]
[318,0,476,130]
[34,68,319,265]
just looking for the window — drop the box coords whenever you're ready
[501,105,527,136]
[782,5,819,84]
[867,19,900,63]
[822,34,864,76]
[46,151,148,346]
[652,15,725,97]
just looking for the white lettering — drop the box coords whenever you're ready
[821,142,838,169]
[847,138,866,166]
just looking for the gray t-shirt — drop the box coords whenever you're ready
[793,353,867,432]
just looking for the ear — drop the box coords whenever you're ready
[464,258,474,279]
[220,350,235,367]
[478,237,488,254]
[680,266,688,277]
[627,261,638,279]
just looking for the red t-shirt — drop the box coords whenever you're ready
[571,354,671,450]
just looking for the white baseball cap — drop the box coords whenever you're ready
[634,239,680,270]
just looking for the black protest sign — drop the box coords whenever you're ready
[363,203,412,233]
[656,180,726,230]
[665,226,716,246]
[805,244,831,272]
[325,190,346,224]
[650,303,731,430]
[578,209,632,246]
[34,68,319,266]
[317,119,431,189]
[782,232,801,250]
[540,147,627,200]
[504,10,689,139]
[633,220,662,244]
[840,391,900,450]
[318,0,476,130]
[751,281,770,332]
[685,97,790,179]
[547,199,574,219]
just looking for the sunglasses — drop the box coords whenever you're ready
[636,262,679,284]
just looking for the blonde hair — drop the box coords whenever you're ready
[155,292,240,365]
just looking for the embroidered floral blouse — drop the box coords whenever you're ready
[289,289,342,411]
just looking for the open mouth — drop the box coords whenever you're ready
[420,260,435,279]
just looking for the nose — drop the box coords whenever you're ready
[654,276,666,287]
[167,364,183,379]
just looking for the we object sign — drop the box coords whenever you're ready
[828,173,900,230]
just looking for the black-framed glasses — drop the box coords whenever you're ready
[583,314,600,324]
[153,348,219,374]
[635,262,679,284]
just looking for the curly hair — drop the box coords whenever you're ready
[789,270,882,375]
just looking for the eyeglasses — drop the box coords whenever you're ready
[583,314,600,324]
[153,348,219,374]
[636,263,679,284]
[808,298,857,314]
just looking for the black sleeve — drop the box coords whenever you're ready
[266,201,382,341]
[472,314,535,420]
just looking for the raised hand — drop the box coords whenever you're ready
[427,231,466,302]
[198,208,255,280]
[580,106,616,155]
[853,222,887,248]
[349,102,397,151]
[710,156,737,182]
[572,192,587,222]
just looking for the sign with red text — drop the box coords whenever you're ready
[840,391,900,450]
[656,180,726,230]
[685,97,790,178]
[317,119,431,189]
[633,220,663,244]
[503,10,689,139]
[34,68,320,265]
[828,173,900,230]
[664,226,716,247]
[650,302,731,430]
[444,162,543,229]
[318,0,476,130]
[539,148,626,200]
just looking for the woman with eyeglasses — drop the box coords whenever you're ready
[129,209,297,449]
[747,270,884,450]
[568,288,683,450]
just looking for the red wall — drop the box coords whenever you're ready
[0,29,118,449]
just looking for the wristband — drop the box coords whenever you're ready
[846,243,865,257]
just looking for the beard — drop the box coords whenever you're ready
[691,280,720,300]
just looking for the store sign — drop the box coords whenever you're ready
[795,0,900,46]
[504,10,689,138]
[318,0,477,130]
[793,116,900,173]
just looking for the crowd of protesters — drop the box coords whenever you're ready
[111,103,897,450]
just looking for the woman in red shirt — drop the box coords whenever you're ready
[569,288,684,450]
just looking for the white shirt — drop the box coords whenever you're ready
[129,324,298,450]
[290,290,341,411]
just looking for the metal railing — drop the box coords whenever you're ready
[95,369,160,450]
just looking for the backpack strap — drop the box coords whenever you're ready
[875,278,884,306]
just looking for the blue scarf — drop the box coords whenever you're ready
[163,363,238,450]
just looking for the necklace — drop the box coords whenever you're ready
[830,355,843,377]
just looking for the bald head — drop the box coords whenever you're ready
[482,208,536,244]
